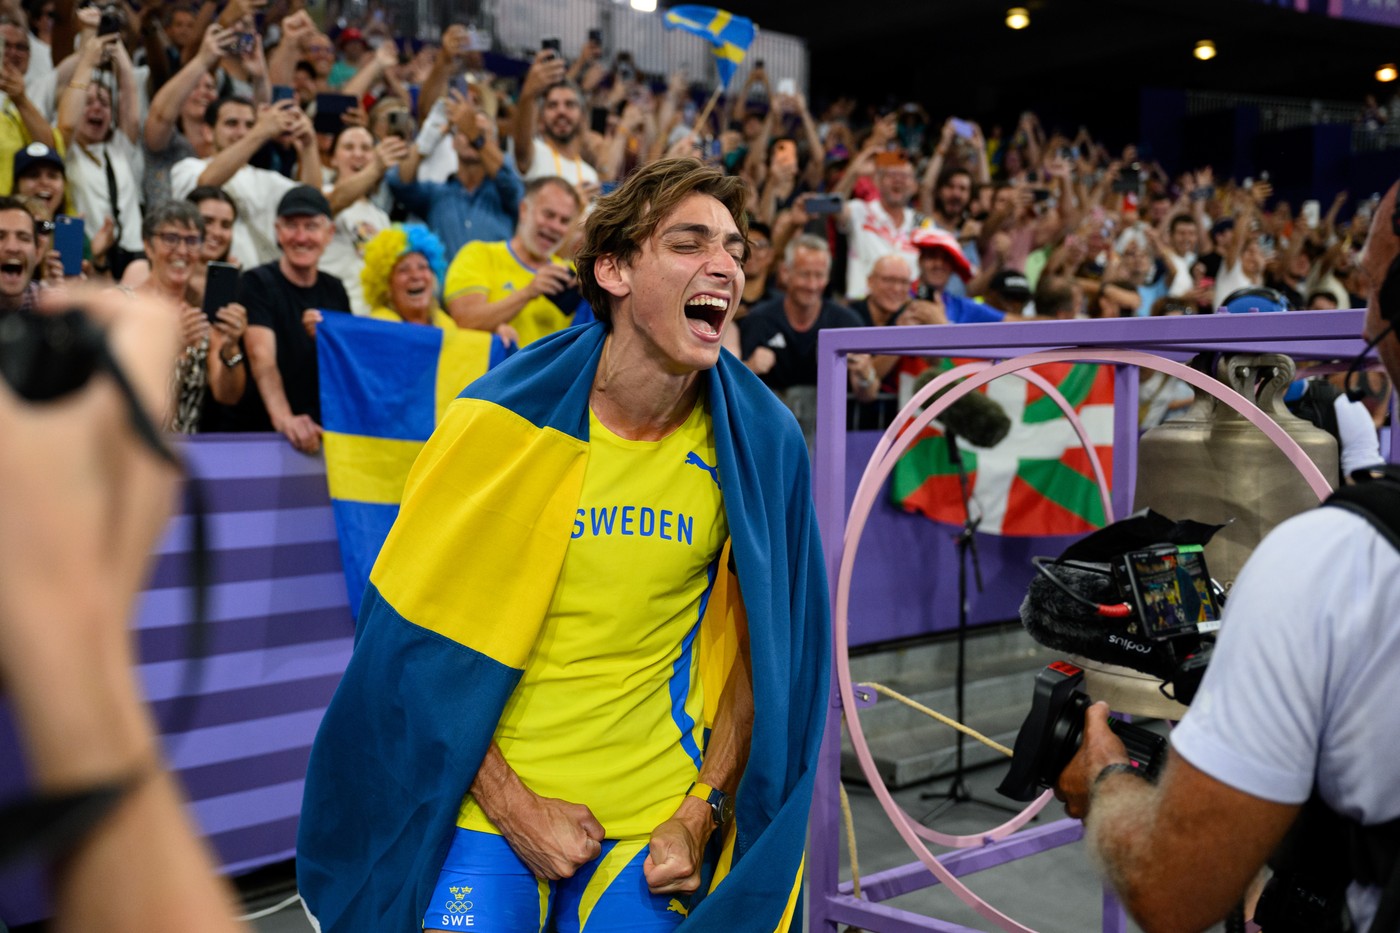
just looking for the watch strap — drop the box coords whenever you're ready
[686,781,730,827]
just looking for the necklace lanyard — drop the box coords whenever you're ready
[547,141,583,181]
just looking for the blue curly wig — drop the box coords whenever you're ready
[360,223,450,311]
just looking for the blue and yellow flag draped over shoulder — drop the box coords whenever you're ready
[317,312,511,618]
[298,322,831,932]
[662,5,756,87]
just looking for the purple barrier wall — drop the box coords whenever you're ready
[0,435,355,926]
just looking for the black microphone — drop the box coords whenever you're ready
[1019,564,1177,681]
[1343,324,1393,403]
[911,369,1012,448]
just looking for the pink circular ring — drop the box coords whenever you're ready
[832,348,1331,932]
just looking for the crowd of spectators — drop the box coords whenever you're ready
[0,0,1386,451]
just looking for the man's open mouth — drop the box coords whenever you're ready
[684,295,728,336]
[1,260,26,276]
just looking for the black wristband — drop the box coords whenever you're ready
[1092,762,1145,790]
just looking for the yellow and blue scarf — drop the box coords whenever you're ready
[298,322,830,931]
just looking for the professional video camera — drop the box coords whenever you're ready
[996,511,1226,802]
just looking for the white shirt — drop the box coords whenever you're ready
[844,196,920,300]
[320,179,389,316]
[1212,258,1260,308]
[1173,507,1400,929]
[170,157,300,267]
[523,135,597,187]
[67,132,144,253]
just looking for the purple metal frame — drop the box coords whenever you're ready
[809,310,1378,933]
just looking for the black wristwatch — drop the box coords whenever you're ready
[686,781,734,828]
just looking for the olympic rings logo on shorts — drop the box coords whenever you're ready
[445,900,474,913]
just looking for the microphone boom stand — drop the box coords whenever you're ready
[922,429,1020,819]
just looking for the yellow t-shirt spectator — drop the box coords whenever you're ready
[443,240,574,347]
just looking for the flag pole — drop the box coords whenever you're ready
[691,81,725,138]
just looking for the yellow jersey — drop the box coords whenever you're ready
[443,240,573,347]
[459,396,728,839]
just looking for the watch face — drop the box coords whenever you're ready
[718,792,735,826]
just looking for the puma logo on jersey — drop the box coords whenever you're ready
[765,332,787,350]
[667,899,689,917]
[685,451,721,489]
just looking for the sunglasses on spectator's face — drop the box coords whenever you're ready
[153,231,203,250]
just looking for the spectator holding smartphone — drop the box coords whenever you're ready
[322,125,407,314]
[834,146,921,301]
[170,96,322,266]
[143,23,227,209]
[57,33,143,279]
[513,47,600,188]
[443,175,584,345]
[134,200,247,433]
[389,88,523,261]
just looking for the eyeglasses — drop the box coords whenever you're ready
[35,219,54,236]
[153,231,203,250]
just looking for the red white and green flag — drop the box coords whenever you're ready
[890,360,1115,536]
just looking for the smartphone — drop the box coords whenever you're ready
[589,106,610,134]
[551,282,584,317]
[1031,187,1054,203]
[271,84,296,103]
[1112,164,1142,194]
[52,215,84,277]
[235,31,255,55]
[776,78,796,96]
[98,7,122,36]
[950,117,976,140]
[541,37,561,54]
[805,194,843,216]
[203,261,240,321]
[588,28,602,44]
[387,109,413,138]
[313,93,357,135]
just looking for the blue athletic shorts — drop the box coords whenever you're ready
[422,827,691,932]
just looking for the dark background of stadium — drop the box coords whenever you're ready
[701,0,1398,151]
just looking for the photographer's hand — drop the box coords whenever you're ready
[1054,701,1129,820]
[0,286,244,932]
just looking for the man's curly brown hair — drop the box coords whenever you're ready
[575,158,749,328]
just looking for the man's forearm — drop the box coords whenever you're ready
[447,290,532,331]
[512,98,537,175]
[469,741,530,826]
[16,95,55,148]
[249,355,294,426]
[198,132,270,188]
[295,143,323,189]
[695,588,753,796]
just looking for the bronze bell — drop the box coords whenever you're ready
[1134,353,1338,588]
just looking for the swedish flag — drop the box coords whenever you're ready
[663,5,755,87]
[317,313,510,618]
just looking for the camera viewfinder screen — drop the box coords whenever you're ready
[1125,548,1220,638]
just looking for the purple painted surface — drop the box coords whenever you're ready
[836,820,1085,901]
[0,436,351,927]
